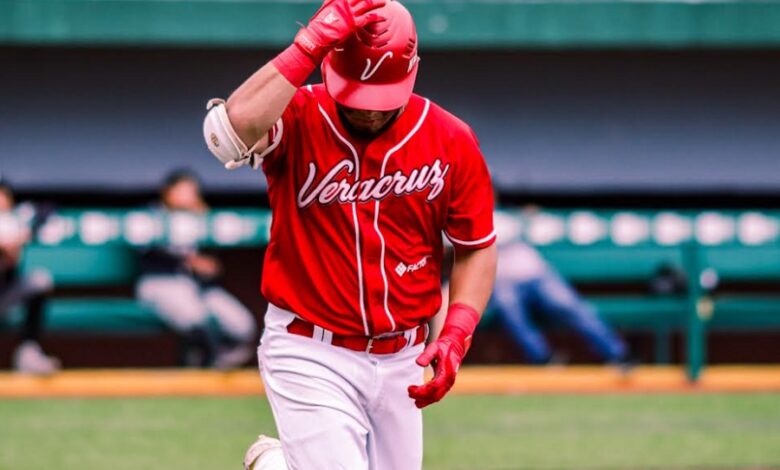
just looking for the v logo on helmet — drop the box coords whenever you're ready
[407,53,420,73]
[360,52,394,81]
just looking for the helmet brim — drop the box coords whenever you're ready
[322,58,419,112]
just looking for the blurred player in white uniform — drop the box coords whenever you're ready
[0,179,59,374]
[136,170,257,368]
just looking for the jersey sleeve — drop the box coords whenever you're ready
[443,127,497,250]
[257,87,309,174]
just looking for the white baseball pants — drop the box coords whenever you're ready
[257,304,425,470]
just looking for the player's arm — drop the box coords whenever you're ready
[408,245,496,409]
[449,245,497,315]
[408,125,497,409]
[203,0,388,169]
[221,64,297,159]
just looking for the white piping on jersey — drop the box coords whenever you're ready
[254,118,284,169]
[445,229,497,247]
[373,98,432,332]
[317,103,371,337]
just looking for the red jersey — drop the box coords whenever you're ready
[258,84,495,336]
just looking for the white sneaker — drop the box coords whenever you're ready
[243,435,284,470]
[214,343,254,370]
[12,341,61,375]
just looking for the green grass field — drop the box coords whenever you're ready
[2,394,779,469]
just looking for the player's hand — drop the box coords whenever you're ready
[407,336,467,408]
[408,303,480,408]
[186,254,222,278]
[294,0,388,63]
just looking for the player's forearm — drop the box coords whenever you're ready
[225,62,298,150]
[408,244,495,408]
[225,0,388,151]
[448,244,497,315]
[207,0,389,166]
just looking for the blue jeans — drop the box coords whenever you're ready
[490,270,626,364]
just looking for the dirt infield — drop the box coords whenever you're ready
[1,365,779,398]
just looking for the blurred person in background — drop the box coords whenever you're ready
[490,209,630,367]
[135,169,257,368]
[435,208,631,367]
[0,179,59,374]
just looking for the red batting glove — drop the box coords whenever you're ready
[408,303,480,409]
[294,0,388,63]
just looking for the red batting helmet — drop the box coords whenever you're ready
[322,0,420,111]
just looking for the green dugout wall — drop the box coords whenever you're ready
[5,207,780,378]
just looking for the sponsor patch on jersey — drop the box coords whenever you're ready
[395,255,431,277]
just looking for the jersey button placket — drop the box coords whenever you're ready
[358,208,385,333]
[359,150,393,335]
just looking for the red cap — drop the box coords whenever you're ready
[322,1,420,111]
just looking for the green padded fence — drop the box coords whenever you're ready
[10,208,780,249]
[3,207,780,380]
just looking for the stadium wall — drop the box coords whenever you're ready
[2,47,780,195]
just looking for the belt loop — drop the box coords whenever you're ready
[311,325,335,345]
[312,325,325,343]
[403,329,414,349]
[322,329,334,345]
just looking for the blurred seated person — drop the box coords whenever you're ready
[489,209,630,366]
[136,170,257,368]
[0,179,59,374]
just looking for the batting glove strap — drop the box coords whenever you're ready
[438,303,480,354]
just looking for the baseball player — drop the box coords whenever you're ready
[490,210,629,366]
[135,170,257,369]
[0,179,59,374]
[203,1,497,468]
